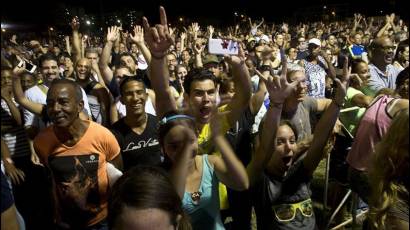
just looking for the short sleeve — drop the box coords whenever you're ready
[346,87,364,104]
[24,90,36,127]
[102,128,121,161]
[303,97,319,114]
[33,134,48,164]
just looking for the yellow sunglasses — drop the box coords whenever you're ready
[272,199,313,222]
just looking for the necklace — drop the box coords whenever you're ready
[191,191,202,205]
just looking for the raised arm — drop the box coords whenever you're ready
[99,26,120,85]
[142,6,177,118]
[377,15,393,38]
[71,17,82,64]
[246,61,299,185]
[250,69,268,115]
[224,42,252,127]
[303,59,349,175]
[12,65,44,116]
[168,127,198,199]
[320,49,337,80]
[65,36,72,56]
[129,25,152,65]
[192,39,204,68]
[209,109,249,191]
[93,84,111,126]
[256,18,265,28]
[90,59,107,89]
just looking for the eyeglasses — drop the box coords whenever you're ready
[272,199,313,222]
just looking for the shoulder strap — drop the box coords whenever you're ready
[38,84,48,95]
[84,81,98,95]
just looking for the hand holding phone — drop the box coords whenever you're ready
[17,59,37,74]
[208,38,239,55]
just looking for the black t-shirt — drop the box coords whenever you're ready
[253,160,316,230]
[110,114,162,171]
[225,107,254,166]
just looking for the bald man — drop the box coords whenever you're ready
[365,36,402,96]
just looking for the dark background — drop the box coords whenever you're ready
[1,0,407,33]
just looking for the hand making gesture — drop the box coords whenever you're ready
[142,6,174,58]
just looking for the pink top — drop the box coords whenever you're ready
[346,95,394,172]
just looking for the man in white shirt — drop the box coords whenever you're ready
[24,53,91,136]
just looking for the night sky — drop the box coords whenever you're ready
[1,0,407,28]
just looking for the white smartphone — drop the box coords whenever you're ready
[18,60,37,73]
[208,38,239,55]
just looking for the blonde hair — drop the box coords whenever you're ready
[368,108,409,229]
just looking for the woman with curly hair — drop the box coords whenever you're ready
[368,108,409,229]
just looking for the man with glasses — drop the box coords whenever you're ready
[365,37,402,96]
[296,36,309,60]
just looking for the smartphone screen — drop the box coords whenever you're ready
[24,62,37,73]
[25,62,34,71]
[208,39,239,55]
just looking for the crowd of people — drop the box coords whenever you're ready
[1,5,409,230]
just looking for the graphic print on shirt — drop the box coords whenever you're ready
[48,154,100,225]
[123,138,159,152]
[305,62,326,98]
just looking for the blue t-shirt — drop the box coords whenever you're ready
[182,155,225,230]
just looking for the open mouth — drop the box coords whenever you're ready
[199,106,212,118]
[385,55,394,63]
[282,156,293,167]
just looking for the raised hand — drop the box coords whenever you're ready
[385,14,391,24]
[191,22,200,34]
[13,57,28,76]
[263,52,298,104]
[180,32,187,40]
[142,6,174,58]
[334,57,350,105]
[207,25,214,38]
[389,13,395,24]
[169,27,175,37]
[223,40,246,67]
[107,26,120,43]
[130,25,144,44]
[192,40,204,55]
[71,16,80,31]
[210,108,229,138]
